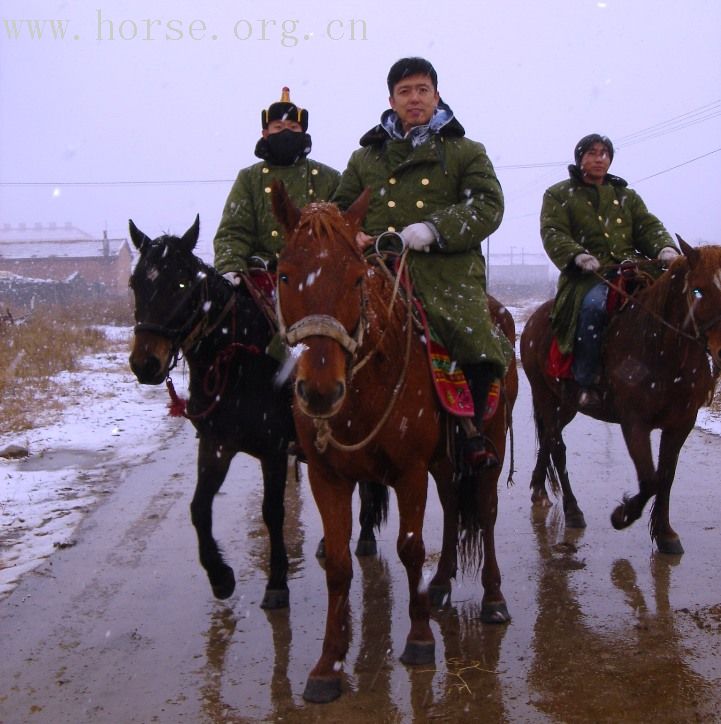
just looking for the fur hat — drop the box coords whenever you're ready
[262,87,308,132]
[574,133,614,166]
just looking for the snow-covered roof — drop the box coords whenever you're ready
[0,223,94,242]
[0,238,129,260]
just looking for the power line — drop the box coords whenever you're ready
[631,147,721,183]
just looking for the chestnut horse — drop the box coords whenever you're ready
[520,239,721,554]
[272,183,518,703]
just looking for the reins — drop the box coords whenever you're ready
[152,278,260,420]
[278,247,416,454]
[592,261,707,346]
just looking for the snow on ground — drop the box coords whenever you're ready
[1,320,720,600]
[0,326,187,598]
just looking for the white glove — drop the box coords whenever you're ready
[574,253,600,273]
[400,222,435,252]
[657,247,680,264]
[223,271,242,286]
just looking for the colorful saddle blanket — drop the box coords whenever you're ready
[415,300,500,420]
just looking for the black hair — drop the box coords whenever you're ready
[574,133,614,166]
[387,57,438,94]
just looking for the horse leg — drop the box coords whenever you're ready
[303,475,355,704]
[427,465,458,608]
[530,402,586,528]
[649,427,689,555]
[477,464,511,623]
[549,419,586,528]
[355,480,384,557]
[611,422,656,531]
[190,437,236,599]
[395,471,435,666]
[259,455,290,609]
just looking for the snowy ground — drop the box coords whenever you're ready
[0,326,188,598]
[1,320,720,599]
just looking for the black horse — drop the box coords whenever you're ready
[128,217,386,607]
[128,216,297,608]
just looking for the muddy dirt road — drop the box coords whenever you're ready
[1,374,720,723]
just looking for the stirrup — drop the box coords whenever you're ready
[463,435,499,470]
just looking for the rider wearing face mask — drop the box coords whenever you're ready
[214,87,340,280]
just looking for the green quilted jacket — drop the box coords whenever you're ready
[214,158,340,273]
[333,103,513,374]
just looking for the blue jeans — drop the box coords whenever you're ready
[572,282,608,387]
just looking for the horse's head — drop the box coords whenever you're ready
[273,181,371,418]
[679,236,721,368]
[128,215,207,384]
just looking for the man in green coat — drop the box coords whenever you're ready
[214,87,340,279]
[333,57,514,468]
[541,133,678,408]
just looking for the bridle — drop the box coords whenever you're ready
[133,270,235,373]
[593,261,721,349]
[277,251,415,453]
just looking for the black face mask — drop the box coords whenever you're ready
[265,130,312,166]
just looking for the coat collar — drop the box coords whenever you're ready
[359,99,466,147]
[567,163,628,188]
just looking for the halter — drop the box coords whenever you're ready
[134,269,236,374]
[277,251,415,453]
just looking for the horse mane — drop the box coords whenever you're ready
[293,202,364,261]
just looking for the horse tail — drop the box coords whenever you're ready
[358,480,389,533]
[457,469,484,575]
[532,406,561,497]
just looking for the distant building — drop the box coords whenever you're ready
[0,222,132,294]
[486,249,557,301]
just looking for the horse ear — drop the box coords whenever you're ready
[271,180,301,233]
[345,187,371,228]
[179,214,200,252]
[128,219,152,252]
[676,234,699,267]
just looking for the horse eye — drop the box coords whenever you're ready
[693,288,703,299]
[279,273,289,283]
[178,282,186,289]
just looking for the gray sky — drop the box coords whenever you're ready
[1,0,720,262]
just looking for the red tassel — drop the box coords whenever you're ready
[165,378,188,417]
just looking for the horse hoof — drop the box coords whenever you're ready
[610,505,630,530]
[481,601,511,624]
[428,584,451,608]
[260,588,289,609]
[565,510,587,529]
[303,676,342,703]
[210,567,236,600]
[400,640,435,666]
[355,539,377,557]
[531,490,552,508]
[657,537,684,555]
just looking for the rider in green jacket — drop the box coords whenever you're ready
[334,57,514,469]
[541,133,678,408]
[214,87,340,278]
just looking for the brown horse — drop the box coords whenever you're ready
[272,182,518,703]
[520,239,721,554]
